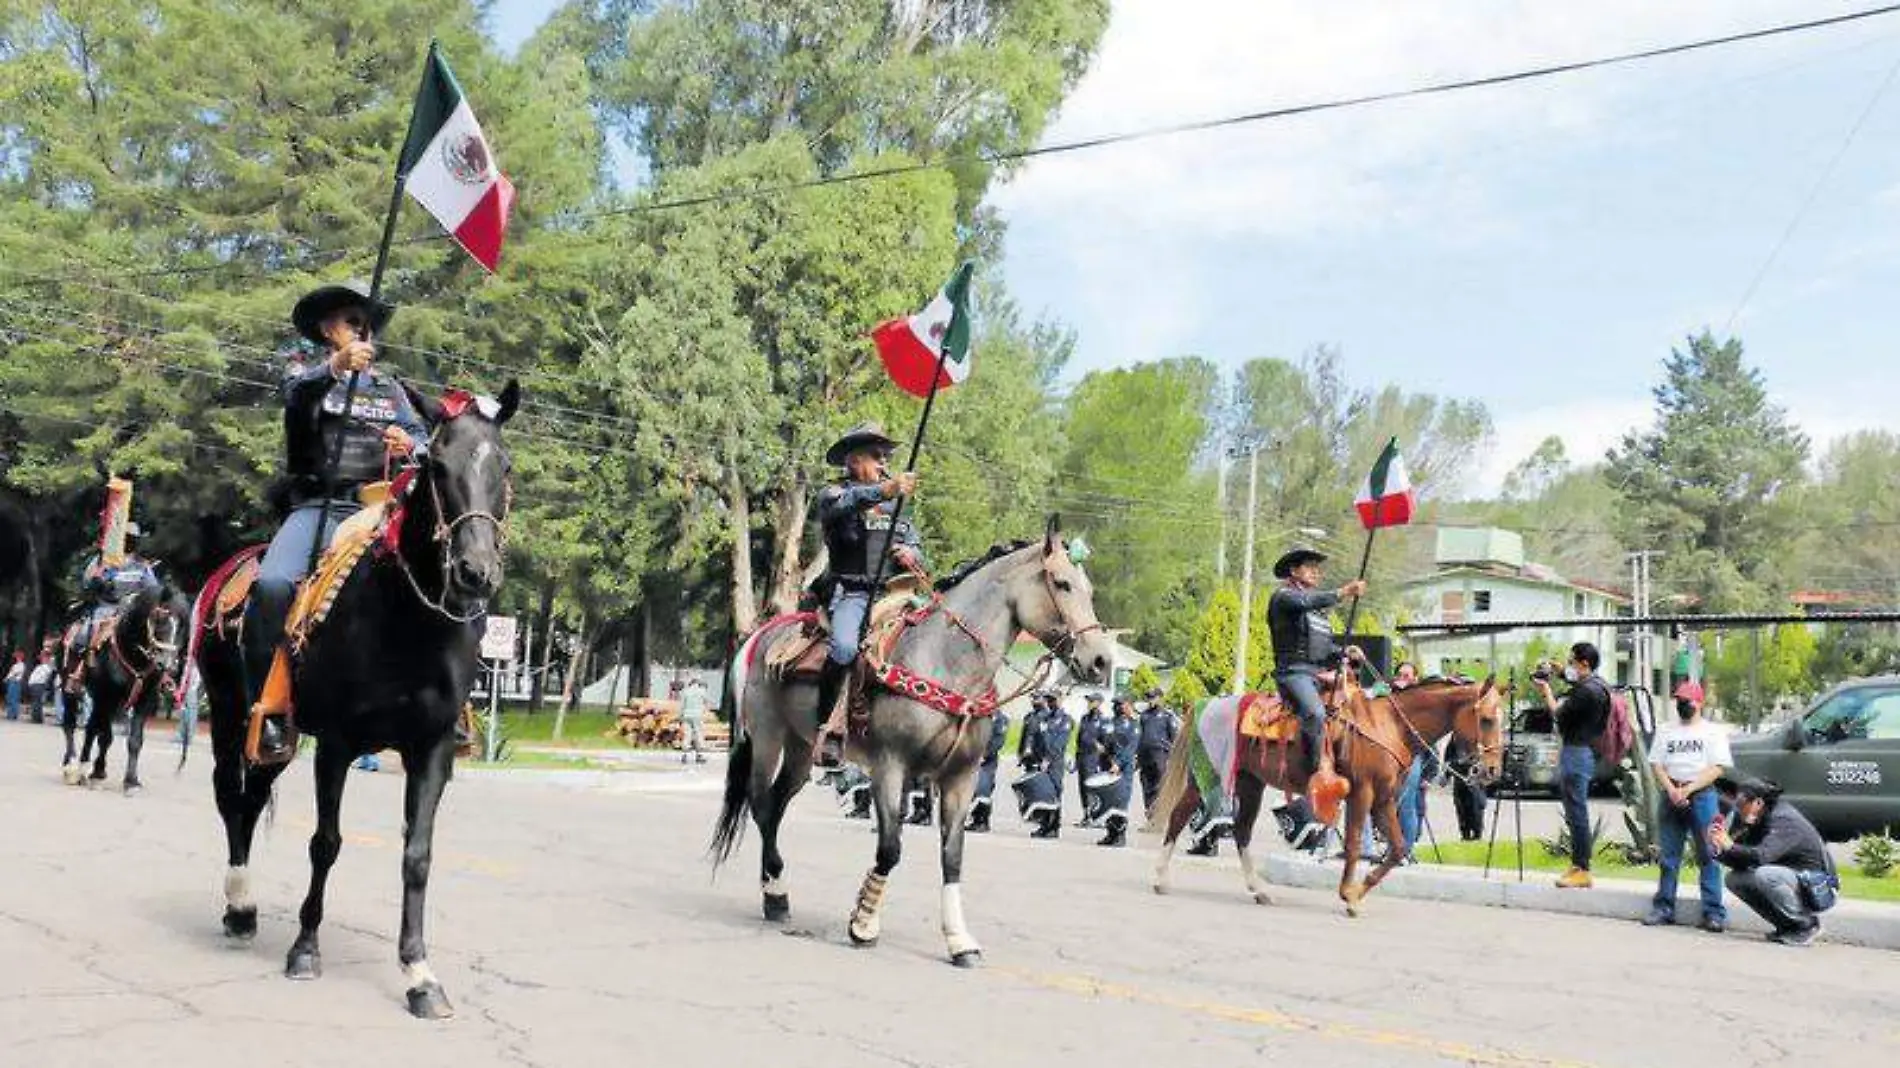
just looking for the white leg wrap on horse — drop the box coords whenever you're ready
[1238,846,1271,903]
[404,960,440,988]
[850,870,888,942]
[762,875,786,897]
[1152,839,1177,893]
[224,866,253,910]
[941,884,980,957]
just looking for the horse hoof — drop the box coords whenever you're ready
[61,764,81,786]
[762,893,791,922]
[88,769,107,782]
[123,782,142,797]
[848,925,879,948]
[1253,891,1274,906]
[406,982,456,1020]
[950,950,983,969]
[1151,883,1169,896]
[222,908,258,940]
[284,949,322,980]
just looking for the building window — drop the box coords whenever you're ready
[1574,593,1585,615]
[1473,590,1492,613]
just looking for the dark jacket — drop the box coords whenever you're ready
[1269,585,1340,675]
[281,357,428,506]
[1717,799,1832,876]
[1016,703,1047,762]
[1555,674,1611,748]
[1138,706,1179,754]
[1107,714,1139,773]
[1075,709,1106,761]
[1021,709,1074,771]
[817,479,923,590]
[981,710,1011,767]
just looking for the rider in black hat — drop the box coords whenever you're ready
[1267,546,1367,781]
[247,281,429,764]
[811,421,924,768]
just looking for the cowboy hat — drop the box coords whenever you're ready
[825,422,898,466]
[291,280,394,345]
[1272,546,1328,580]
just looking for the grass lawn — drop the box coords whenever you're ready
[1420,839,1900,904]
[495,710,622,746]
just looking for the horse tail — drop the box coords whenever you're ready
[1150,704,1198,832]
[709,732,753,866]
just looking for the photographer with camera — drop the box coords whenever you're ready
[1533,642,1611,889]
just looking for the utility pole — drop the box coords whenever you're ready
[1215,452,1229,581]
[1232,439,1264,694]
[1627,550,1663,692]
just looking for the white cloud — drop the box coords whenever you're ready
[1478,396,1654,496]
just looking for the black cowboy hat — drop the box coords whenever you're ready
[291,280,394,345]
[825,422,899,466]
[1272,546,1328,580]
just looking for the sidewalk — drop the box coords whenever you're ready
[1261,852,1900,951]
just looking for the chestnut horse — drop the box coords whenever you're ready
[1151,679,1503,915]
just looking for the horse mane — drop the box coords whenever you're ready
[935,539,1036,591]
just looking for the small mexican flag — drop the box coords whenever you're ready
[397,43,515,272]
[873,261,974,399]
[1355,437,1416,529]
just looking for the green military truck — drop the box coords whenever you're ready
[1729,675,1900,841]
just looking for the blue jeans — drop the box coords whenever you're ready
[1654,786,1725,922]
[827,588,869,665]
[5,679,19,720]
[1559,745,1596,870]
[252,500,360,654]
[1397,753,1425,852]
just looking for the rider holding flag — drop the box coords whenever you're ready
[812,422,925,769]
[246,281,429,765]
[1268,547,1368,785]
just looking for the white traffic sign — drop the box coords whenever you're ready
[480,615,518,661]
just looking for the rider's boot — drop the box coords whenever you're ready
[1302,713,1350,825]
[245,646,298,766]
[812,659,851,770]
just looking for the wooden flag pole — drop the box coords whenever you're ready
[305,41,436,578]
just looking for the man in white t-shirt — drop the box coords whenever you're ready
[1644,680,1732,932]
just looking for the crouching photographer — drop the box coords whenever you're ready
[1710,776,1839,947]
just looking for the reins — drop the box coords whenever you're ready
[104,602,181,719]
[389,422,512,625]
[1353,662,1502,790]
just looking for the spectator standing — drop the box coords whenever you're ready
[1643,681,1730,932]
[4,651,24,721]
[1712,777,1837,946]
[27,651,56,724]
[1533,642,1611,889]
[677,676,710,764]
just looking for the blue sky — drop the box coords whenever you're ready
[491,1,1900,494]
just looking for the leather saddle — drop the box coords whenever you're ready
[764,576,925,684]
[1238,691,1299,743]
[205,496,390,649]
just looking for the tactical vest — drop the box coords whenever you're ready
[822,482,917,588]
[285,370,418,503]
[1269,585,1339,674]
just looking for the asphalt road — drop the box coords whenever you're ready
[3,719,1896,1068]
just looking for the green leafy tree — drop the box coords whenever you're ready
[1606,333,1809,612]
[1126,662,1160,698]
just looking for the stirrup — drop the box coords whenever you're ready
[244,646,299,766]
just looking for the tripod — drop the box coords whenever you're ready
[1482,669,1527,882]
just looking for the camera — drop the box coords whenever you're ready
[1530,661,1557,683]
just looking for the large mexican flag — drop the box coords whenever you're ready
[1354,437,1416,530]
[873,261,974,399]
[397,44,515,272]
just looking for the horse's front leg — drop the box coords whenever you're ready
[60,698,80,783]
[398,732,457,1019]
[935,767,981,967]
[1362,791,1408,896]
[1152,781,1200,895]
[122,687,149,793]
[849,759,907,947]
[86,697,113,782]
[1338,787,1372,917]
[285,740,351,980]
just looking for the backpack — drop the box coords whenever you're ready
[1594,682,1634,769]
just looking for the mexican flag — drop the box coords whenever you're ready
[1355,437,1415,529]
[873,261,974,399]
[397,43,515,272]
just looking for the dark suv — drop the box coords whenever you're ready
[1729,676,1900,841]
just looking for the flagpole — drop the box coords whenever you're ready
[853,347,951,647]
[1340,526,1376,641]
[306,40,436,578]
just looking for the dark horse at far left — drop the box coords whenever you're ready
[61,582,191,792]
[190,380,517,1019]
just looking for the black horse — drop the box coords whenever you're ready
[61,583,191,792]
[191,380,517,1019]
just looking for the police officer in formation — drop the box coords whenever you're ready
[1074,692,1108,827]
[1095,696,1140,847]
[964,704,1012,833]
[1012,690,1074,839]
[1135,688,1179,818]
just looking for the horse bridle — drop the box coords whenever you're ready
[1037,545,1105,665]
[1379,677,1505,789]
[106,604,182,711]
[392,421,513,624]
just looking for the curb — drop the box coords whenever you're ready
[1260,854,1900,952]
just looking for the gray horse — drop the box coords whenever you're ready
[711,520,1115,966]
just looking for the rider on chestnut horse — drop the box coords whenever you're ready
[812,421,926,769]
[247,281,429,764]
[1267,546,1367,797]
